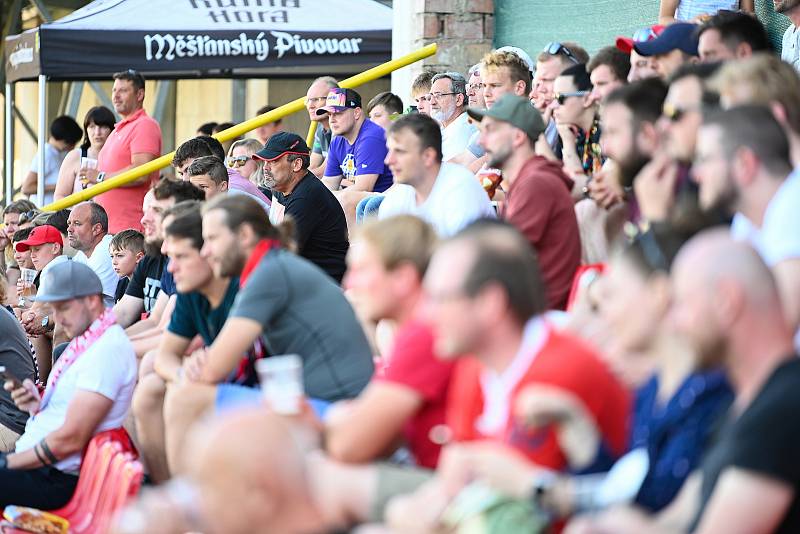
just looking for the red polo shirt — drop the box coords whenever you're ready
[96,108,162,233]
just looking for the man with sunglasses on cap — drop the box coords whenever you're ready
[257,132,349,283]
[0,261,136,510]
[319,87,394,232]
[633,22,700,80]
[83,70,162,234]
[616,25,666,82]
[469,94,581,310]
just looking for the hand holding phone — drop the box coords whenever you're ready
[1,368,40,415]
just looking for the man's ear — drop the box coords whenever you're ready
[220,180,229,193]
[135,251,145,263]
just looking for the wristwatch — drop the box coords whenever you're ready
[530,471,558,510]
[0,452,7,469]
[41,315,50,330]
[96,172,106,182]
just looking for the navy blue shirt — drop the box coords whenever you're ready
[166,277,260,386]
[631,368,733,512]
[159,263,177,297]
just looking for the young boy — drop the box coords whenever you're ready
[110,229,145,304]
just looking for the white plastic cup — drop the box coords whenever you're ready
[19,268,37,296]
[80,157,98,171]
[255,354,304,415]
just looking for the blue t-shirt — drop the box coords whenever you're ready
[324,119,393,193]
[167,277,261,386]
[167,278,239,346]
[631,368,733,512]
[160,264,177,297]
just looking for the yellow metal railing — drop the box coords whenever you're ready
[42,43,438,212]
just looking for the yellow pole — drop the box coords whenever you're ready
[42,43,438,213]
[306,120,318,150]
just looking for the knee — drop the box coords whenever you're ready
[139,349,158,380]
[132,373,167,420]
[163,382,210,424]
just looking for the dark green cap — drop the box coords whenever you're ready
[466,94,547,143]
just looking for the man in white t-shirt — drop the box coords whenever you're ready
[0,261,137,509]
[774,0,800,71]
[694,106,800,346]
[379,114,495,237]
[430,72,477,161]
[68,202,118,307]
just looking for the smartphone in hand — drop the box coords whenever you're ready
[0,366,23,391]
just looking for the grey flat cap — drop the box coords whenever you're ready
[33,260,103,303]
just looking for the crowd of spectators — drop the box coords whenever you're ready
[1,1,800,533]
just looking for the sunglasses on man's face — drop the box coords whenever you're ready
[543,42,580,64]
[226,155,249,168]
[554,91,590,105]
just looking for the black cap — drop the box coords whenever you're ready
[253,132,310,162]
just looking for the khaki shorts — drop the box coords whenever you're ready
[370,463,434,522]
[0,423,21,453]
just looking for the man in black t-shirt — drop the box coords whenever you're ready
[114,179,204,334]
[255,132,348,283]
[566,230,800,534]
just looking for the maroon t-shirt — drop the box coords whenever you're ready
[502,156,581,310]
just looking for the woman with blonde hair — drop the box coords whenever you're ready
[226,138,266,191]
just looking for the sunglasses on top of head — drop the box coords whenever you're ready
[543,42,580,64]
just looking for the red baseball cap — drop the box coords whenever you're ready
[616,25,666,54]
[15,224,63,252]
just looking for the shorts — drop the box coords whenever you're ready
[214,384,332,419]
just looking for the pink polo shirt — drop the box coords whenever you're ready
[96,108,162,233]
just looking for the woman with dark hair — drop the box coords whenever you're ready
[54,106,115,200]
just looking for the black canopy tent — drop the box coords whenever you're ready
[3,0,392,202]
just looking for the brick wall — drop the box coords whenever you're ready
[414,0,494,77]
[391,0,494,108]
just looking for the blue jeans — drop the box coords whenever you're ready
[215,384,331,419]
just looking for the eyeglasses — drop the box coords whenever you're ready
[306,96,327,105]
[467,83,485,93]
[632,27,658,43]
[554,91,590,105]
[543,42,580,64]
[226,155,249,168]
[429,92,458,101]
[662,103,700,122]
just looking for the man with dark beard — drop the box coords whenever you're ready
[114,178,205,330]
[469,94,580,310]
[194,194,373,405]
[778,0,800,71]
[600,77,669,223]
[694,105,800,347]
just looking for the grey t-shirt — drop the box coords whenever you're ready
[230,249,373,401]
[0,308,37,434]
[312,125,332,158]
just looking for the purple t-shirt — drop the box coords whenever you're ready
[324,119,393,193]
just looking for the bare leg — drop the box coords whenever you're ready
[163,381,216,475]
[132,371,170,483]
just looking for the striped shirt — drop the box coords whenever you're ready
[675,0,739,21]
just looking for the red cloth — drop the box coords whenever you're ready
[502,156,581,310]
[446,326,630,471]
[377,320,455,469]
[96,108,162,233]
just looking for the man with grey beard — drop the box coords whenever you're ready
[256,132,349,283]
[778,0,800,70]
[429,72,476,161]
